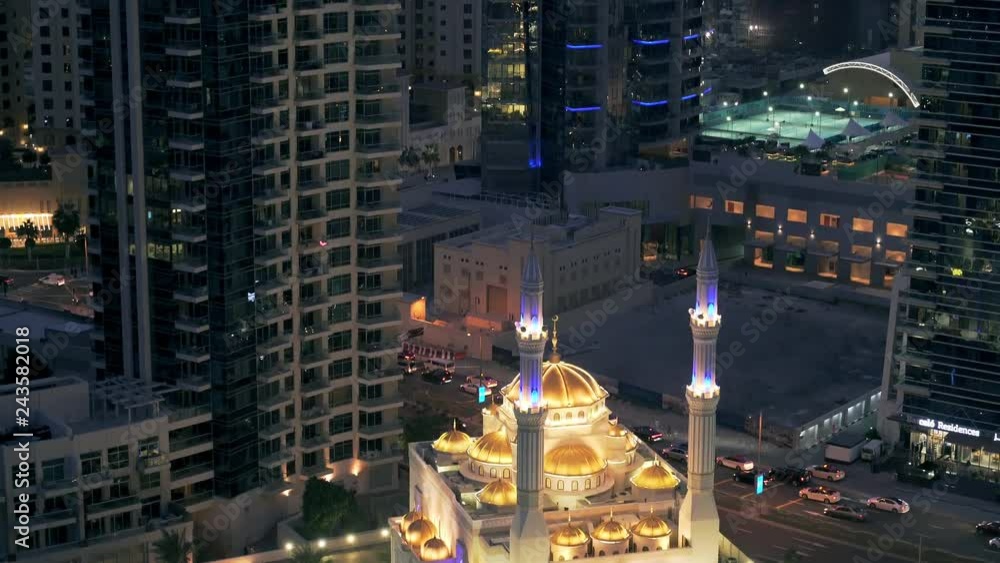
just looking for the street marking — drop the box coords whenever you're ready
[776,498,802,510]
[716,479,732,487]
[740,490,759,499]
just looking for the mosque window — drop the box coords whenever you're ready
[553,413,560,422]
[572,481,579,491]
[546,478,551,488]
[490,468,497,478]
[642,547,649,552]
[577,411,585,419]
[478,466,483,476]
[503,469,510,479]
[558,481,565,491]
[585,479,591,490]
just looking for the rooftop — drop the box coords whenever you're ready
[438,208,638,253]
[399,203,479,228]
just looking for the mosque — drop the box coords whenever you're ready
[389,228,728,563]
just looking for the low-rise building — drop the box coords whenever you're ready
[403,83,480,167]
[398,203,480,292]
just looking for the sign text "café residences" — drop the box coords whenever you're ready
[917,418,982,437]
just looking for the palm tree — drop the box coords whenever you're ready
[15,220,39,262]
[51,202,81,267]
[21,150,37,167]
[398,146,421,173]
[290,544,324,563]
[0,237,10,267]
[151,529,193,563]
[420,144,440,176]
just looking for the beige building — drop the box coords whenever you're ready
[433,207,642,322]
[0,149,88,243]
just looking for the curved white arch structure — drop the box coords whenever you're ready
[823,61,920,108]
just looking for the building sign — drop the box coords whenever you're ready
[917,418,981,437]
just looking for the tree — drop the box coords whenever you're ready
[398,146,421,172]
[52,202,81,264]
[0,237,10,266]
[402,412,449,450]
[290,544,323,563]
[152,529,193,563]
[302,477,359,538]
[420,144,440,176]
[39,152,51,168]
[21,150,37,167]
[15,220,39,262]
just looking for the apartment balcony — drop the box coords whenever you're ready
[258,391,294,411]
[297,149,327,164]
[259,420,291,440]
[79,89,95,107]
[358,420,404,439]
[168,164,206,183]
[135,453,168,475]
[358,338,403,356]
[300,434,331,452]
[295,58,324,73]
[171,186,207,212]
[253,184,291,204]
[174,256,208,274]
[175,374,211,393]
[359,366,405,384]
[170,463,215,487]
[41,475,78,497]
[357,309,401,329]
[174,491,215,512]
[356,167,403,186]
[169,135,206,151]
[79,0,92,13]
[168,433,213,460]
[80,118,98,137]
[299,238,332,255]
[78,469,113,491]
[300,349,333,370]
[255,245,290,267]
[255,275,292,295]
[250,32,288,51]
[79,62,94,76]
[300,292,332,311]
[299,264,332,283]
[354,21,400,40]
[355,83,401,98]
[297,207,328,226]
[355,111,401,127]
[165,6,201,24]
[166,39,202,57]
[295,29,323,43]
[34,508,77,530]
[167,72,204,88]
[353,0,402,9]
[359,446,404,464]
[298,178,332,196]
[250,2,286,20]
[354,53,402,69]
[256,303,292,324]
[85,496,140,519]
[300,405,333,424]
[294,0,324,12]
[257,362,293,384]
[259,449,295,468]
[301,376,335,396]
[254,216,291,236]
[173,284,208,303]
[252,97,286,114]
[252,157,291,176]
[176,345,210,363]
[167,404,212,426]
[172,224,208,244]
[357,254,403,272]
[256,333,293,355]
[357,197,402,216]
[175,314,210,334]
[167,99,205,120]
[359,393,404,412]
[356,228,403,245]
[252,125,290,145]
[297,88,327,102]
[355,141,401,158]
[251,65,289,82]
[301,321,334,341]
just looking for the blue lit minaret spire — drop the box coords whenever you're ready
[510,237,550,562]
[679,221,722,563]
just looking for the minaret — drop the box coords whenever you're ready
[679,223,722,562]
[510,241,550,563]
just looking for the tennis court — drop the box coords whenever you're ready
[701,108,883,146]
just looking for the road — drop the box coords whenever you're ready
[401,360,1000,562]
[1,270,90,313]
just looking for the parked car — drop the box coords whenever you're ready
[808,464,846,482]
[989,537,1000,550]
[662,443,688,463]
[823,505,866,522]
[421,369,453,385]
[716,455,755,472]
[733,468,776,487]
[773,466,812,486]
[459,381,481,395]
[976,521,1000,535]
[674,267,696,279]
[465,375,498,389]
[799,486,841,504]
[38,273,66,286]
[632,426,665,444]
[866,497,910,514]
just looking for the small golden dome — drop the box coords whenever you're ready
[624,433,639,451]
[630,461,680,491]
[401,509,423,533]
[477,479,517,506]
[432,428,473,454]
[550,521,590,547]
[544,443,607,476]
[631,513,672,538]
[420,537,450,561]
[608,423,628,438]
[467,429,513,465]
[592,513,631,543]
[505,361,608,408]
[405,518,438,547]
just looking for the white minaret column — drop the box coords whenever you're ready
[510,243,550,563]
[679,224,722,563]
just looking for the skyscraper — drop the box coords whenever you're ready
[880,0,1000,464]
[81,0,405,515]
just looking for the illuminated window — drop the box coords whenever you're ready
[787,209,807,223]
[725,200,744,214]
[755,205,775,219]
[885,250,905,263]
[852,217,874,232]
[690,196,713,210]
[820,214,840,228]
[887,222,907,237]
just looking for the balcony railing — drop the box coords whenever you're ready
[355,141,401,154]
[171,463,213,481]
[355,53,401,66]
[295,59,324,71]
[251,65,289,79]
[170,433,212,452]
[356,83,401,95]
[356,112,401,125]
[87,495,139,514]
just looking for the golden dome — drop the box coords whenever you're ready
[608,423,628,438]
[550,521,590,547]
[401,509,423,533]
[467,429,513,465]
[630,461,680,491]
[432,428,473,454]
[405,518,437,547]
[624,433,639,451]
[477,479,517,506]
[631,513,672,538]
[505,360,608,408]
[544,443,607,476]
[592,512,631,543]
[420,537,450,561]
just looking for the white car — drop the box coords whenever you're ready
[866,497,910,513]
[808,463,846,481]
[990,537,1000,550]
[716,455,754,472]
[465,375,498,389]
[38,273,66,286]
[459,382,481,395]
[799,486,841,504]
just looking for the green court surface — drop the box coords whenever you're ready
[702,109,882,146]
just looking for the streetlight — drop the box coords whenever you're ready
[799,83,805,90]
[726,116,733,136]
[815,110,822,134]
[807,95,812,101]
[763,90,768,98]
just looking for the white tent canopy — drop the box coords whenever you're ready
[841,119,869,138]
[801,129,825,150]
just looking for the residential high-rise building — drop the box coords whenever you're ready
[24,0,82,148]
[481,0,703,196]
[879,0,1000,468]
[79,0,405,532]
[399,0,482,89]
[0,0,32,146]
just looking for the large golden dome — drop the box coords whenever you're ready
[467,429,513,465]
[432,427,472,454]
[631,513,672,538]
[630,461,680,491]
[544,443,607,476]
[405,518,438,547]
[550,521,590,547]
[505,359,608,408]
[608,422,628,437]
[420,537,450,561]
[592,512,631,543]
[477,479,517,506]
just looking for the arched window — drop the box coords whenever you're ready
[478,466,484,476]
[585,479,591,490]
[558,480,565,491]
[656,546,663,551]
[545,478,551,488]
[642,547,649,552]
[490,468,497,478]
[553,413,560,422]
[578,411,585,419]
[572,481,579,491]
[449,146,456,163]
[457,145,464,160]
[503,469,511,479]
[598,551,605,557]
[558,557,565,562]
